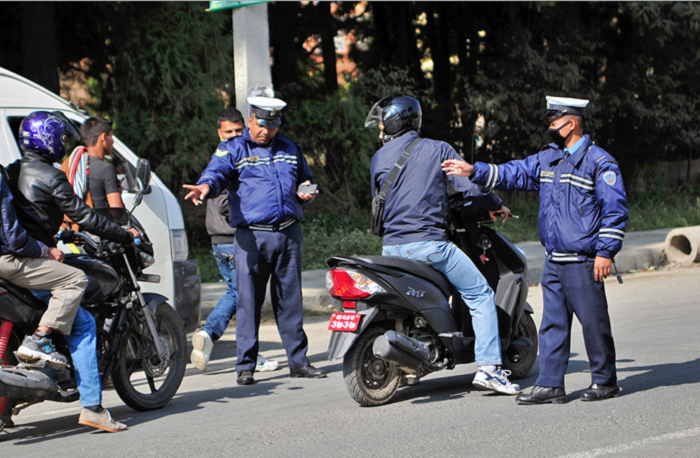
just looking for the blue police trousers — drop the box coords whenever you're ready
[233,223,310,373]
[536,259,617,389]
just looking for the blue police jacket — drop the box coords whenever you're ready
[371,131,503,246]
[196,128,314,228]
[0,166,47,258]
[470,135,628,261]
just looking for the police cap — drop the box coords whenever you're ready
[543,96,589,119]
[248,96,287,128]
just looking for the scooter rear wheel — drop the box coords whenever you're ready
[343,326,401,407]
[502,310,538,380]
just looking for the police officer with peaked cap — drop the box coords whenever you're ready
[442,95,628,404]
[184,95,326,385]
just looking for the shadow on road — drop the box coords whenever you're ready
[0,380,287,445]
[617,357,700,396]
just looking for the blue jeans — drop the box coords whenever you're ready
[383,240,502,366]
[202,244,237,341]
[29,291,101,407]
[65,307,102,407]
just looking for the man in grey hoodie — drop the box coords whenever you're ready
[190,107,279,372]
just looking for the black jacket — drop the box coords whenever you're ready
[6,151,133,247]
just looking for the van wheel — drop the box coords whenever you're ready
[502,311,538,380]
[343,327,401,407]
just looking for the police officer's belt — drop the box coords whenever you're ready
[247,218,297,232]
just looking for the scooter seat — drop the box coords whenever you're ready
[0,278,48,311]
[354,256,454,298]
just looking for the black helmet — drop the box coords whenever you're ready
[365,94,422,142]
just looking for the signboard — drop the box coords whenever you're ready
[206,1,268,12]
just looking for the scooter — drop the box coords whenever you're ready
[0,160,187,432]
[325,195,538,406]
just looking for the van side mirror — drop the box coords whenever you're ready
[136,158,152,192]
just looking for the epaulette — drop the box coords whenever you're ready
[589,145,618,166]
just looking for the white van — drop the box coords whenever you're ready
[0,67,201,333]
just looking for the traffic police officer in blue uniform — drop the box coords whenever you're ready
[184,96,327,385]
[442,96,628,404]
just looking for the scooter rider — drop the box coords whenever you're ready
[367,94,520,395]
[442,96,628,404]
[5,111,137,431]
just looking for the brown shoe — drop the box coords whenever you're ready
[78,408,127,433]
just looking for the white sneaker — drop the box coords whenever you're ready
[472,367,521,395]
[191,330,214,372]
[256,355,279,372]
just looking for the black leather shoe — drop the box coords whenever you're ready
[580,384,621,401]
[236,370,255,385]
[290,365,327,379]
[516,385,567,405]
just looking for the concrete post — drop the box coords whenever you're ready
[232,3,273,118]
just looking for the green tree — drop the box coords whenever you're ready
[107,2,233,190]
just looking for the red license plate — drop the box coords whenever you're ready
[328,313,361,332]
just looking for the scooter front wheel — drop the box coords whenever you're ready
[342,326,401,407]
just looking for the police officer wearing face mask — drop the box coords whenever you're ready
[442,96,629,405]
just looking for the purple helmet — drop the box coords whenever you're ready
[19,111,81,162]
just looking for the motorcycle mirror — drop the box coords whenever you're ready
[135,158,152,192]
[128,191,144,219]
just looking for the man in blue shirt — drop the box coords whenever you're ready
[367,94,520,395]
[442,96,628,404]
[184,96,326,385]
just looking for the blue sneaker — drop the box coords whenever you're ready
[472,367,520,395]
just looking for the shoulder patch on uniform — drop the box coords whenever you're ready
[602,171,617,186]
[214,149,228,157]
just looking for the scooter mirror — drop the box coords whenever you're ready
[135,159,152,192]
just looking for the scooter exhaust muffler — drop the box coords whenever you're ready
[373,330,432,372]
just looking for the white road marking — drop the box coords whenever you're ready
[557,426,700,458]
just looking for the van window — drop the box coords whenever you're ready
[7,116,138,192]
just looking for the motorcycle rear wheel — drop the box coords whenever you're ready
[343,326,401,407]
[112,303,186,411]
[0,330,20,433]
[502,310,538,380]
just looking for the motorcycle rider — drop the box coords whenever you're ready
[5,111,138,432]
[367,94,520,395]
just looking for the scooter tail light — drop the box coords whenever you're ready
[326,269,385,299]
[342,301,356,309]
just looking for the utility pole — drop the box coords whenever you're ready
[207,1,272,115]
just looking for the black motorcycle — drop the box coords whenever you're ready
[325,195,538,406]
[0,159,187,432]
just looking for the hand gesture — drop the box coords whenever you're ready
[441,159,474,177]
[183,183,210,206]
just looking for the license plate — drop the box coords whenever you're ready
[328,313,361,332]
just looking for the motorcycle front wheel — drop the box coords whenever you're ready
[112,303,186,411]
[343,326,401,407]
